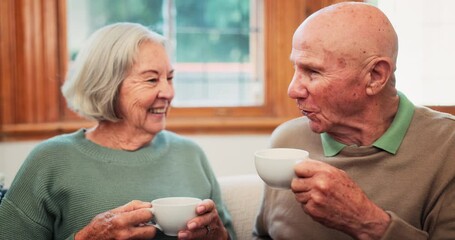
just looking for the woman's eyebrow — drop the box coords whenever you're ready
[139,69,159,75]
[139,69,175,75]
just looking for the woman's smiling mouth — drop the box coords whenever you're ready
[149,107,167,114]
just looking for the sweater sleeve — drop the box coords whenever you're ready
[65,233,76,240]
[0,138,70,239]
[382,177,455,239]
[0,142,57,239]
[425,177,455,239]
[0,198,53,239]
[380,211,428,240]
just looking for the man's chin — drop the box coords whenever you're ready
[308,120,325,134]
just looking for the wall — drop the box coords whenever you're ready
[378,0,455,105]
[0,134,270,188]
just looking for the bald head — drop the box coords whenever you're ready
[294,2,398,68]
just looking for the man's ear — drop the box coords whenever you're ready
[366,58,393,96]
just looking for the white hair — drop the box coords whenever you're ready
[62,22,166,121]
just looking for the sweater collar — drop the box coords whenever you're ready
[72,129,170,165]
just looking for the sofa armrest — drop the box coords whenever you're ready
[218,174,264,240]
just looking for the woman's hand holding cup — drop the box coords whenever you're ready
[177,199,230,240]
[74,200,156,240]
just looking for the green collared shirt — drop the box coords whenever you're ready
[321,92,415,157]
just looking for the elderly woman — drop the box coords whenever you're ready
[0,23,234,240]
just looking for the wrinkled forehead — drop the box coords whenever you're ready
[291,21,343,62]
[293,12,357,51]
[291,24,366,71]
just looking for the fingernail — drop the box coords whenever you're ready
[178,232,188,239]
[197,205,205,213]
[188,221,197,230]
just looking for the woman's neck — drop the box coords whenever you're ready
[85,121,155,151]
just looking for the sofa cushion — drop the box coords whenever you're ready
[218,174,264,240]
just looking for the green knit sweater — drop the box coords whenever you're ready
[254,106,455,239]
[0,129,235,240]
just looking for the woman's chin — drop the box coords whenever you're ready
[146,122,166,134]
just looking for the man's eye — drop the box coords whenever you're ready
[167,77,173,81]
[306,69,320,78]
[147,78,158,83]
[306,68,318,74]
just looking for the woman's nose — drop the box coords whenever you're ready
[157,81,174,99]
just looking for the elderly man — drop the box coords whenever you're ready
[253,2,455,240]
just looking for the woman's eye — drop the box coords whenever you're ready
[147,78,158,83]
[167,77,173,81]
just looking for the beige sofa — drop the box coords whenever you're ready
[218,174,264,240]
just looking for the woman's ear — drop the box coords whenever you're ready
[366,58,393,96]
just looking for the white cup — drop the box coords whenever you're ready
[150,197,202,236]
[254,148,309,189]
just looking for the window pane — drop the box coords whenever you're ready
[67,0,264,108]
[67,0,164,60]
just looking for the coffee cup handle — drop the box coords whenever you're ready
[148,208,163,231]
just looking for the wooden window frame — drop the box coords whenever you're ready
[1,0,452,141]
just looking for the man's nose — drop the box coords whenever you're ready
[288,72,309,99]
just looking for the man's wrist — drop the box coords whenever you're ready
[356,209,391,240]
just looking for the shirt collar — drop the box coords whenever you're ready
[321,92,415,157]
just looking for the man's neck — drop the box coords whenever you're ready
[329,95,399,146]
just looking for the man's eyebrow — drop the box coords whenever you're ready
[289,54,324,70]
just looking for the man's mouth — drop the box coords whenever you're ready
[299,108,316,119]
[297,105,311,116]
[301,110,310,116]
[296,102,316,118]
